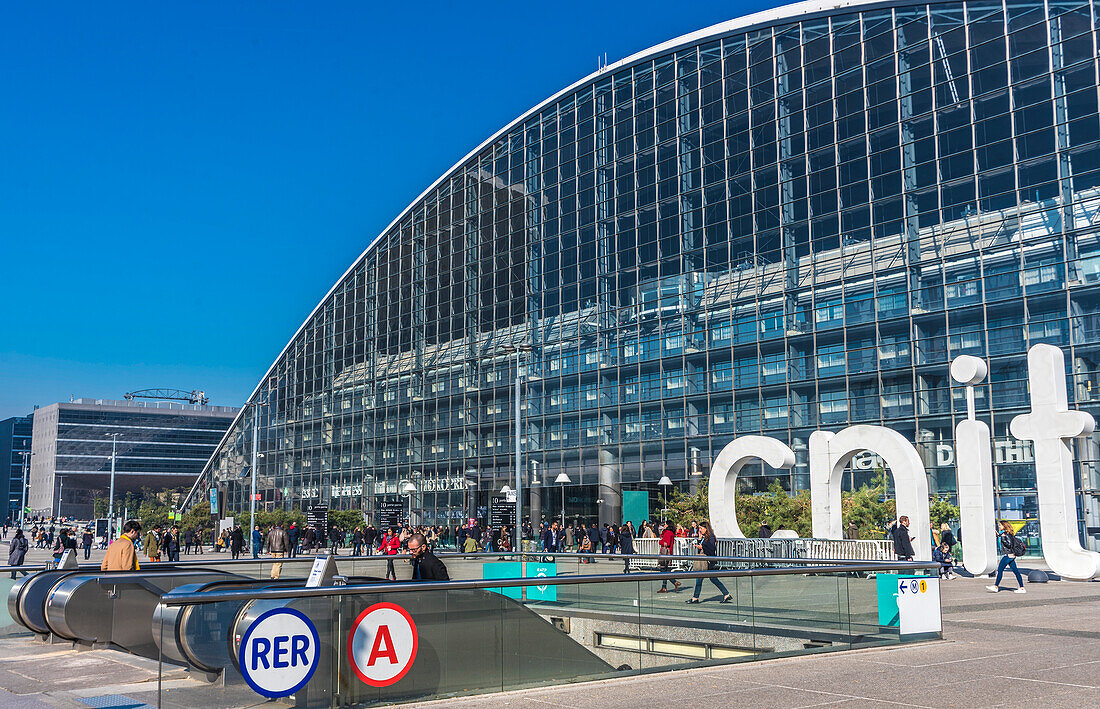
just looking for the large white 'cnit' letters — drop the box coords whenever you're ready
[951,355,998,576]
[809,426,931,561]
[1009,345,1100,580]
[707,344,1100,579]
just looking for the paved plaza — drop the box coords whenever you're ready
[0,568,1095,708]
[411,577,1100,709]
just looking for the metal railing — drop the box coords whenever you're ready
[159,558,936,605]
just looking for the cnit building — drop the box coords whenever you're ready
[195,0,1100,551]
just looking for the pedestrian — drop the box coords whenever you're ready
[541,522,558,554]
[408,533,449,580]
[230,525,244,560]
[379,527,400,580]
[686,521,732,604]
[164,526,181,562]
[891,516,916,561]
[932,541,956,579]
[620,520,635,573]
[183,528,194,555]
[938,523,956,550]
[194,528,204,554]
[143,525,162,563]
[81,528,93,560]
[987,520,1027,593]
[656,521,681,592]
[462,532,479,554]
[352,527,364,556]
[101,520,141,571]
[759,523,774,539]
[51,528,69,562]
[587,524,600,563]
[251,525,263,559]
[266,523,290,558]
[288,523,299,558]
[8,528,28,579]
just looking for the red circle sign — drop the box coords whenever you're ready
[347,602,419,687]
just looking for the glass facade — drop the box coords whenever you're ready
[203,0,1100,548]
[0,416,33,523]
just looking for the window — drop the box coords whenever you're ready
[819,389,848,423]
[762,352,787,379]
[817,344,846,373]
[815,298,843,324]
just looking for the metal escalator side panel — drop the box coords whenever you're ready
[15,571,75,635]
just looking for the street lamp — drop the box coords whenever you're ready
[658,475,673,524]
[56,475,65,520]
[19,451,33,528]
[555,473,571,527]
[403,481,417,526]
[499,344,533,555]
[105,433,122,533]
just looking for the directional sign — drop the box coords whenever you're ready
[238,608,320,698]
[896,576,941,635]
[348,602,418,687]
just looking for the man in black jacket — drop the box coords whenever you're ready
[892,516,916,561]
[408,533,449,581]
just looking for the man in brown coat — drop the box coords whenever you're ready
[266,523,290,559]
[101,520,142,571]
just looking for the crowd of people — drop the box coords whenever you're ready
[6,512,1034,594]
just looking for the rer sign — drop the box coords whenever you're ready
[238,608,320,698]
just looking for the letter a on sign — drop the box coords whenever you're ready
[368,625,398,665]
[348,602,418,687]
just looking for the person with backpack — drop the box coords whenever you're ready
[987,520,1027,593]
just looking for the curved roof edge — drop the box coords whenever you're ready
[184,0,926,507]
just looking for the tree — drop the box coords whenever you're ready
[928,496,960,529]
[330,509,364,531]
[840,471,896,539]
[665,482,709,529]
[736,481,814,537]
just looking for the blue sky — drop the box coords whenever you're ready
[0,1,781,419]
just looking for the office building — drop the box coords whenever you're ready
[29,398,239,519]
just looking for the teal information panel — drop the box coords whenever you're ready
[525,563,557,602]
[482,562,522,599]
[876,573,901,626]
[622,490,649,528]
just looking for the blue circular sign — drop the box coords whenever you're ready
[238,607,320,698]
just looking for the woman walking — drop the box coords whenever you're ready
[656,521,681,592]
[686,521,732,604]
[987,520,1027,593]
[8,529,28,579]
[620,521,635,573]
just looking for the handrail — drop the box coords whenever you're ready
[160,559,937,606]
[0,549,918,573]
